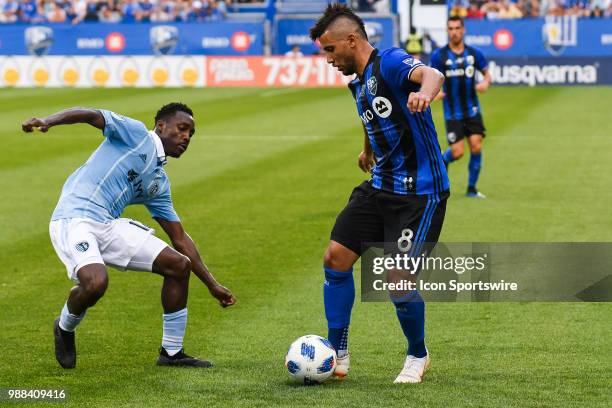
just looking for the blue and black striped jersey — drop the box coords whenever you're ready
[430,45,488,121]
[348,48,449,196]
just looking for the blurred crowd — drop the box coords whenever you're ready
[451,0,612,19]
[0,0,231,23]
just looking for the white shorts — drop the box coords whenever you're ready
[49,217,169,282]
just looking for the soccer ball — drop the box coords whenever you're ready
[285,334,337,385]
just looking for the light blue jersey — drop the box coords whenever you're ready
[51,110,179,223]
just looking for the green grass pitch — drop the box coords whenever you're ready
[0,86,610,407]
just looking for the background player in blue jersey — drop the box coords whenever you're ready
[310,4,449,384]
[21,104,235,369]
[430,16,491,198]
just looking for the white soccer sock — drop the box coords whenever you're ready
[58,302,85,332]
[162,308,188,356]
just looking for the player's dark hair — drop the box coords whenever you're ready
[309,3,368,41]
[155,102,193,123]
[447,15,464,27]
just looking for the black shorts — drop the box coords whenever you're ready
[330,181,449,257]
[445,113,486,145]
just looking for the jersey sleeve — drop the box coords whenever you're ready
[98,109,149,148]
[429,49,443,72]
[379,48,425,92]
[474,48,488,72]
[144,181,180,222]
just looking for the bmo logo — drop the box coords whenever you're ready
[231,32,251,52]
[372,96,392,118]
[106,32,126,53]
[493,29,513,50]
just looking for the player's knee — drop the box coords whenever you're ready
[451,145,464,159]
[83,274,108,299]
[172,255,191,280]
[470,143,482,154]
[323,247,352,272]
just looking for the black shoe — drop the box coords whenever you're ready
[53,318,76,369]
[156,348,213,368]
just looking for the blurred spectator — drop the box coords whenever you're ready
[523,0,541,16]
[150,0,174,21]
[466,2,486,18]
[284,45,303,57]
[99,1,121,22]
[19,0,43,22]
[121,0,140,22]
[204,0,225,21]
[450,0,470,17]
[46,1,67,21]
[138,0,154,22]
[498,0,524,18]
[0,0,20,22]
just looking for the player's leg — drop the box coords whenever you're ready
[325,181,383,377]
[442,120,465,166]
[151,246,212,367]
[323,240,359,377]
[466,134,484,196]
[382,192,448,383]
[54,264,108,369]
[49,219,107,368]
[122,229,212,368]
[466,114,487,198]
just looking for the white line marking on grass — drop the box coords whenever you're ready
[203,134,324,141]
[260,88,305,98]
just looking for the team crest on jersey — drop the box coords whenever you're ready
[75,242,89,252]
[466,55,475,65]
[147,180,160,196]
[465,66,475,78]
[367,77,378,95]
[372,96,392,119]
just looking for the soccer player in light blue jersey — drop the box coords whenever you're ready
[22,103,235,369]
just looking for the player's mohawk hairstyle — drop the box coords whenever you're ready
[309,3,368,41]
[155,102,194,123]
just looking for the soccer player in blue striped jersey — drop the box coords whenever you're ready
[431,16,491,198]
[310,4,449,383]
[22,104,235,369]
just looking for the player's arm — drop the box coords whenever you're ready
[155,218,236,308]
[476,68,491,93]
[407,65,445,113]
[22,108,105,133]
[358,124,374,173]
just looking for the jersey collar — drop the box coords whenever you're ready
[148,130,167,166]
[357,48,379,83]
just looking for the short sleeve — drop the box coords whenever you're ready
[474,48,488,72]
[98,109,149,148]
[379,48,424,91]
[144,178,180,222]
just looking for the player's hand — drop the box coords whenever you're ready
[22,117,50,133]
[476,82,489,93]
[408,92,431,113]
[209,284,236,308]
[358,150,374,173]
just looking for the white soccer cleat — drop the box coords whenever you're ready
[393,352,430,384]
[333,354,350,379]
